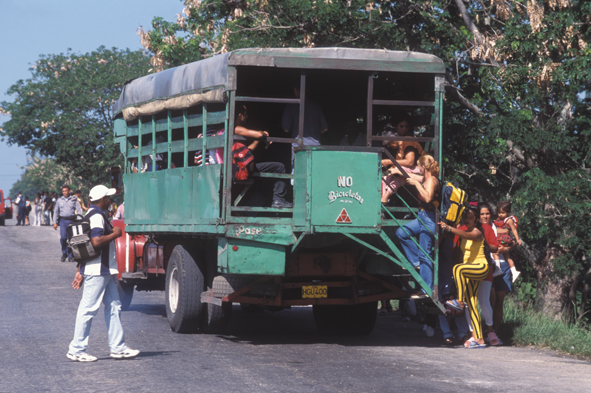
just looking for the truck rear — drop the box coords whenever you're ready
[112,48,446,334]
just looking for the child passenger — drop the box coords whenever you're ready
[493,201,521,283]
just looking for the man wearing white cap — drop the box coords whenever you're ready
[67,185,140,362]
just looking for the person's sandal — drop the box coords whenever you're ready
[488,332,501,346]
[444,337,454,345]
[463,337,475,348]
[445,299,465,312]
[466,340,487,349]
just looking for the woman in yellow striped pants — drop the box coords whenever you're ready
[439,206,490,348]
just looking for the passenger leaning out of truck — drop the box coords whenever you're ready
[395,155,440,296]
[380,116,425,204]
[234,105,293,208]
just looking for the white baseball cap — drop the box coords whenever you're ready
[89,185,117,202]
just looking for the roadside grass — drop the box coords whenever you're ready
[502,296,591,359]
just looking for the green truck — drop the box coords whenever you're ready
[112,48,446,334]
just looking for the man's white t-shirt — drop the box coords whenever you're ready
[80,207,119,276]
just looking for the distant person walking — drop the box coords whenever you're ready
[43,191,54,225]
[24,196,31,226]
[53,185,82,262]
[34,193,43,226]
[49,192,57,224]
[13,191,26,226]
[67,184,140,362]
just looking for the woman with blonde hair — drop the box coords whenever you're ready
[395,155,441,297]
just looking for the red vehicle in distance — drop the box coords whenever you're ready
[0,190,13,225]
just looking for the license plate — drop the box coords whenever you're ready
[302,285,328,299]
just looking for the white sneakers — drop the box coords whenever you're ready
[66,352,98,362]
[110,348,140,359]
[67,348,140,362]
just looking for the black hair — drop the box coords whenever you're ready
[61,184,70,190]
[396,115,412,127]
[236,104,247,116]
[498,200,512,214]
[466,205,495,268]
[477,202,495,220]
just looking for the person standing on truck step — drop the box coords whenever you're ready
[54,185,82,262]
[395,155,441,296]
[67,184,140,362]
[235,104,293,208]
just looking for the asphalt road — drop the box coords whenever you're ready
[1,223,590,393]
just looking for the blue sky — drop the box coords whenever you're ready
[0,0,184,194]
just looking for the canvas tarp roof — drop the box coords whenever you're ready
[113,48,444,120]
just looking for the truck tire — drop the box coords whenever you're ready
[165,245,204,333]
[117,281,134,311]
[201,276,233,334]
[0,214,4,226]
[313,301,378,336]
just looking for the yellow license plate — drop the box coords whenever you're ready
[302,285,328,299]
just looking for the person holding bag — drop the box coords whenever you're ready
[439,205,493,348]
[67,185,140,362]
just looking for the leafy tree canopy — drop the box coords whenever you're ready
[9,157,88,200]
[141,0,591,319]
[0,46,151,187]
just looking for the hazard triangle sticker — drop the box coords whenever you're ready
[336,208,352,224]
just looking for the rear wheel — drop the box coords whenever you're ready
[0,214,4,226]
[313,301,378,335]
[165,245,204,333]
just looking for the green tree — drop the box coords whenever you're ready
[139,0,591,320]
[9,157,88,199]
[0,46,151,187]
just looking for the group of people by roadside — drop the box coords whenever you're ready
[12,186,124,262]
[12,189,89,227]
[380,116,523,348]
[436,202,521,348]
[13,190,56,226]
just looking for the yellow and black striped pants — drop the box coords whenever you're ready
[453,262,489,339]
